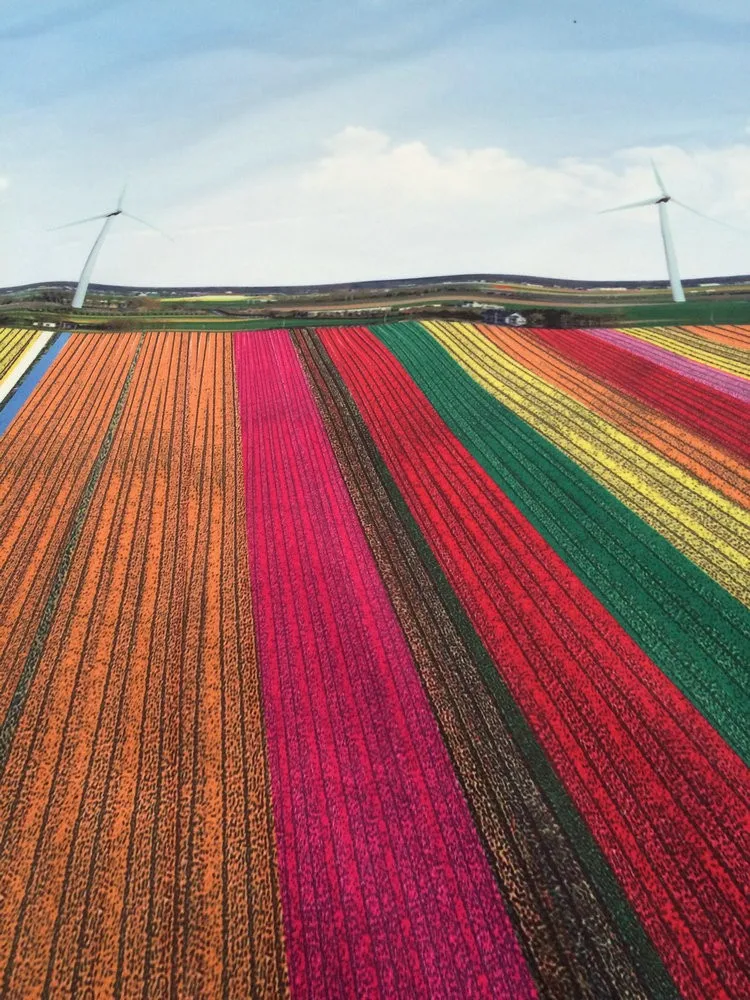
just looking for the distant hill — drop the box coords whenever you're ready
[2,271,750,296]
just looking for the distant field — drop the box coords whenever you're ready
[4,273,750,333]
[4,293,750,333]
[34,296,750,331]
[162,294,256,302]
[620,302,750,323]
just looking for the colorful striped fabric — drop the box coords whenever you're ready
[0,324,747,999]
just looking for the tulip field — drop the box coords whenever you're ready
[0,328,37,379]
[0,322,748,999]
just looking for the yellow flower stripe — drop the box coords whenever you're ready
[625,326,750,379]
[0,329,37,382]
[423,320,750,605]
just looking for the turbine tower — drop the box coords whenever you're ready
[53,188,170,309]
[601,162,688,302]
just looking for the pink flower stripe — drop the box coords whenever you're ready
[234,329,535,1000]
[588,327,750,402]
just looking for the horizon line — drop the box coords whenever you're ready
[3,271,750,296]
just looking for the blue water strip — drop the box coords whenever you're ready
[0,333,70,437]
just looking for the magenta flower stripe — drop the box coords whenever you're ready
[233,329,536,1000]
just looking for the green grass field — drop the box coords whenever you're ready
[3,282,749,331]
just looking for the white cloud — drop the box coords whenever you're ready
[5,128,750,286]
[301,127,750,218]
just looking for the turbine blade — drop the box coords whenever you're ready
[122,211,173,240]
[600,198,658,214]
[651,159,669,197]
[672,199,747,233]
[48,213,109,232]
[117,182,128,211]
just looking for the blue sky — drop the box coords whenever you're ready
[1,0,748,285]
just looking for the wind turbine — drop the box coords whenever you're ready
[52,187,170,309]
[600,162,694,303]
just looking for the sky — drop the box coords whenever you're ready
[1,0,749,287]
